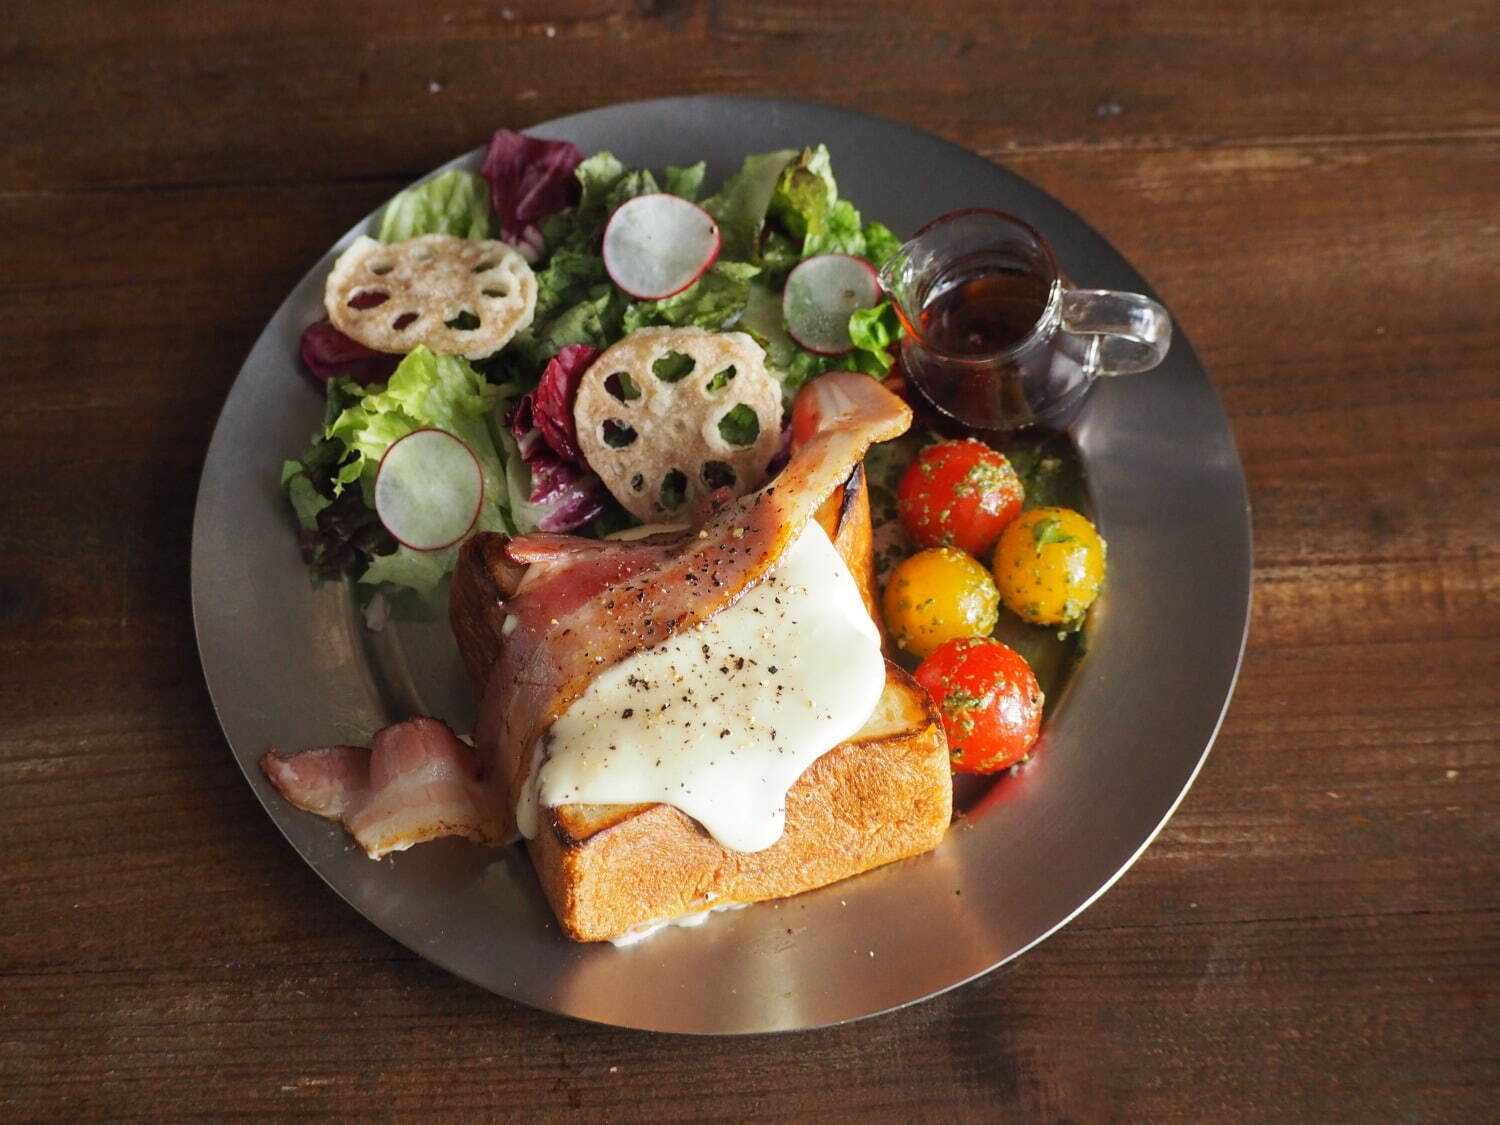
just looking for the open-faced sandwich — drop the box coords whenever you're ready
[263,130,1108,943]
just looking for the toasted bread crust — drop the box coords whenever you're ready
[529,662,951,942]
[451,461,949,943]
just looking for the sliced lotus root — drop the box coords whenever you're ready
[324,234,537,360]
[575,327,783,522]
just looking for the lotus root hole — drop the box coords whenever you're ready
[605,372,642,403]
[368,261,394,276]
[702,461,736,489]
[630,473,645,492]
[602,419,638,448]
[717,403,761,447]
[392,312,419,331]
[472,258,500,273]
[445,310,482,331]
[652,351,696,383]
[705,366,737,393]
[481,284,511,299]
[348,290,390,310]
[659,469,688,511]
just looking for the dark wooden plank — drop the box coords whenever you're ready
[1,908,1493,1119]
[1,0,1497,192]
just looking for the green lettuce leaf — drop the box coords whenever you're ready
[663,161,707,201]
[702,149,797,261]
[358,502,509,597]
[605,168,660,213]
[768,145,837,242]
[847,300,902,375]
[803,198,865,258]
[763,146,903,268]
[377,169,491,241]
[620,260,760,334]
[317,348,513,594]
[284,462,331,530]
[757,230,802,288]
[573,152,630,220]
[533,246,608,319]
[528,286,622,359]
[736,280,794,361]
[862,221,902,269]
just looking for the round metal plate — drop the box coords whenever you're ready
[192,96,1251,1034]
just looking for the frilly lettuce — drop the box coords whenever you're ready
[847,301,903,376]
[285,347,514,597]
[767,145,903,271]
[619,260,760,335]
[663,162,707,201]
[702,149,797,261]
[377,169,491,241]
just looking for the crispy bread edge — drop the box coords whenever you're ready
[528,662,951,942]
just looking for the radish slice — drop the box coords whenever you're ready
[603,193,721,300]
[782,254,882,355]
[374,428,484,552]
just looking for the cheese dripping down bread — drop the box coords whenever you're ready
[517,518,886,851]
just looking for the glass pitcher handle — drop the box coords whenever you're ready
[1060,289,1173,376]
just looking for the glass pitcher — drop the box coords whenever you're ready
[879,209,1173,433]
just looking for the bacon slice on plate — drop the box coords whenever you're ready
[260,717,506,857]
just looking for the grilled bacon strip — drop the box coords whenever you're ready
[464,371,912,837]
[260,717,506,857]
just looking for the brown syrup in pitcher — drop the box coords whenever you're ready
[919,267,1053,356]
[904,262,1090,434]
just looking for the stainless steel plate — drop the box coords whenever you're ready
[191,96,1251,1034]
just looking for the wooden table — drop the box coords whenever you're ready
[3,1,1496,1118]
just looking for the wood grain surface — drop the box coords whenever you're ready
[1,0,1496,1119]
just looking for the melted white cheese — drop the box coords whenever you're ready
[519,521,884,853]
[607,900,749,948]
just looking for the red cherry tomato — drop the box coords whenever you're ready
[914,637,1043,773]
[897,440,1024,557]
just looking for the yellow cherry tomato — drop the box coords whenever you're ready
[882,547,1000,659]
[992,507,1107,627]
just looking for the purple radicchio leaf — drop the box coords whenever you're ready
[481,128,584,241]
[298,320,399,388]
[507,344,611,533]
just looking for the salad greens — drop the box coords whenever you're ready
[496,144,901,397]
[287,133,907,607]
[376,170,491,242]
[284,347,512,598]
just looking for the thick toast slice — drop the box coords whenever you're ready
[532,660,950,941]
[450,463,949,942]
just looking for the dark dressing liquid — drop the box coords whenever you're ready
[906,263,1091,435]
[919,267,1053,356]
